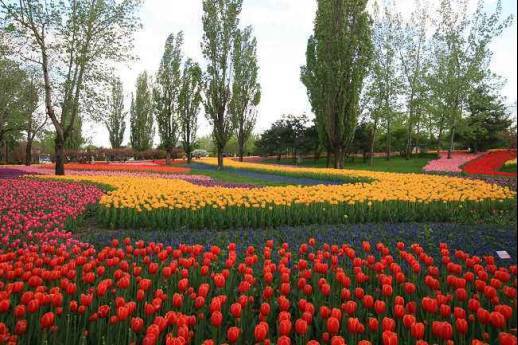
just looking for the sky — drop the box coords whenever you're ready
[85,0,517,148]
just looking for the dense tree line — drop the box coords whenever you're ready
[354,0,514,163]
[1,0,514,172]
[260,0,515,168]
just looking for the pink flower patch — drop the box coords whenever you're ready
[423,151,485,173]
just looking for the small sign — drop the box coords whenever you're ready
[496,251,511,259]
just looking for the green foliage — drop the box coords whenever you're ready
[429,0,512,155]
[130,72,154,151]
[255,114,312,159]
[265,153,437,174]
[0,58,34,142]
[97,198,515,230]
[457,83,512,151]
[301,0,373,168]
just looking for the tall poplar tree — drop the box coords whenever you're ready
[154,32,183,164]
[201,0,242,169]
[179,59,202,163]
[230,26,261,162]
[130,72,154,152]
[105,77,126,149]
[301,0,373,169]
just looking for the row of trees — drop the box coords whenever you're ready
[1,0,261,173]
[300,0,514,169]
[102,0,261,168]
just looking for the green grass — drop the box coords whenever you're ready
[187,168,290,186]
[263,153,437,173]
[500,163,517,174]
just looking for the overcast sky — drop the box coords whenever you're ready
[85,0,517,147]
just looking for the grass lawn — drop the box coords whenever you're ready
[187,167,291,186]
[263,153,437,173]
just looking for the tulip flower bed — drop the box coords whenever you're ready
[0,176,517,344]
[463,150,517,177]
[39,163,191,175]
[40,163,516,229]
[5,165,257,189]
[422,152,485,173]
[0,235,517,345]
[0,167,28,179]
[0,178,103,249]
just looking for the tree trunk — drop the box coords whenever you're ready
[314,149,321,162]
[447,126,455,159]
[165,149,172,165]
[186,151,192,164]
[238,136,245,162]
[238,147,244,162]
[3,142,8,164]
[55,136,65,175]
[369,123,378,166]
[25,139,33,166]
[386,121,391,161]
[334,146,344,169]
[405,123,412,160]
[217,148,224,170]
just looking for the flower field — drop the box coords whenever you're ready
[43,163,191,175]
[0,179,103,250]
[422,152,485,173]
[0,180,516,345]
[0,164,517,344]
[36,159,516,229]
[1,165,260,189]
[463,150,518,177]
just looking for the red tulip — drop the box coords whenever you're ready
[210,311,223,327]
[382,331,398,345]
[254,322,268,342]
[490,311,506,329]
[40,312,55,329]
[227,326,240,343]
[131,317,144,333]
[327,317,340,334]
[295,319,307,335]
